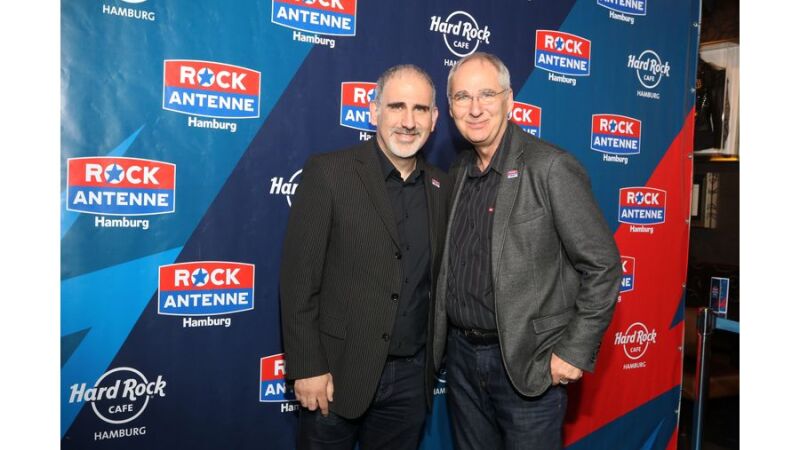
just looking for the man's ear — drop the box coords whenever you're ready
[369,101,378,127]
[505,90,515,120]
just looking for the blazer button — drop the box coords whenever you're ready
[382,333,390,341]
[391,293,399,301]
[395,251,402,260]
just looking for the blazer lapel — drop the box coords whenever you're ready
[422,162,440,263]
[491,124,525,283]
[441,158,469,269]
[354,143,400,247]
[435,157,468,318]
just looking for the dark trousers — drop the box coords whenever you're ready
[297,350,427,450]
[446,329,567,450]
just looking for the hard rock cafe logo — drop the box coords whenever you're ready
[614,322,657,360]
[429,10,491,57]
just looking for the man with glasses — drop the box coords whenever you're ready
[281,65,451,449]
[432,52,621,449]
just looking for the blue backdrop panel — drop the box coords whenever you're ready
[61,1,700,448]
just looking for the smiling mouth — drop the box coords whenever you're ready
[466,120,488,129]
[393,130,420,139]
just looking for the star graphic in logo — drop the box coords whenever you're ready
[555,37,565,51]
[609,120,618,133]
[191,268,209,287]
[635,192,645,204]
[198,68,215,87]
[104,164,124,184]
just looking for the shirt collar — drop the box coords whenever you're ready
[373,139,423,182]
[469,122,512,177]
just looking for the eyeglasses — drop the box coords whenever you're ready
[450,89,507,107]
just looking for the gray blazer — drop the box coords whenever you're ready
[280,141,451,418]
[433,123,621,397]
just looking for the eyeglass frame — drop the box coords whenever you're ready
[449,89,509,107]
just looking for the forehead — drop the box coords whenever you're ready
[451,59,501,91]
[381,71,434,103]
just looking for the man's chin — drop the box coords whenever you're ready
[388,143,421,159]
[463,132,490,146]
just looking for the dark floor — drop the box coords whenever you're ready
[678,395,739,450]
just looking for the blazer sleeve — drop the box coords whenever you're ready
[279,156,333,380]
[547,152,622,372]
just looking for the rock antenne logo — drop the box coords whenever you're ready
[271,0,357,36]
[260,354,297,402]
[163,60,261,119]
[66,157,176,216]
[340,81,376,132]
[158,261,255,316]
[591,114,641,155]
[618,187,666,225]
[535,30,591,76]
[597,0,647,15]
[511,101,542,137]
[620,256,635,293]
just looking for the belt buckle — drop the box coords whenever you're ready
[460,327,497,345]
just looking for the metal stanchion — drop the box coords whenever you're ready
[690,307,716,450]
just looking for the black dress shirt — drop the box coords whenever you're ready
[446,127,512,330]
[374,144,431,356]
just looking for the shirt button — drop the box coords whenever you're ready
[382,333,390,341]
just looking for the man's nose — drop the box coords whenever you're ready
[401,108,415,128]
[469,97,483,117]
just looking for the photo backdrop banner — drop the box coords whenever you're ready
[61,1,700,448]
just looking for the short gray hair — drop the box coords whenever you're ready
[373,64,436,106]
[446,52,511,102]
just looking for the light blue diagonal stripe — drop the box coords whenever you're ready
[60,246,181,436]
[640,419,665,450]
[61,328,90,367]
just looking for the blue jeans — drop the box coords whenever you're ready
[446,329,567,450]
[297,350,427,450]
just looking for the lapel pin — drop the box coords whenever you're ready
[432,178,440,188]
[507,169,519,179]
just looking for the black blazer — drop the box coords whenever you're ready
[280,140,451,418]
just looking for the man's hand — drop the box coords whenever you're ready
[294,373,335,416]
[550,353,583,386]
